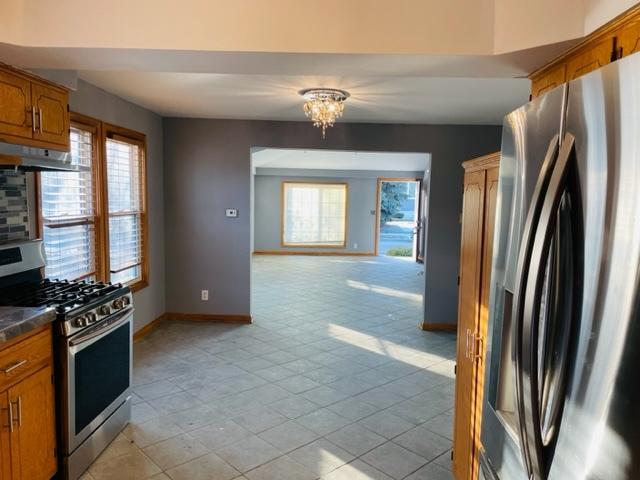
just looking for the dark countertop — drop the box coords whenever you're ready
[0,306,56,345]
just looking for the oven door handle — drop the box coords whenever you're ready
[69,308,133,347]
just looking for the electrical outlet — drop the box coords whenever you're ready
[201,290,209,301]
[353,243,358,249]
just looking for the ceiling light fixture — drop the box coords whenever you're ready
[299,88,350,138]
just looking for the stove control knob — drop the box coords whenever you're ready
[74,317,87,328]
[112,298,125,310]
[98,305,111,316]
[121,296,131,306]
[86,312,97,324]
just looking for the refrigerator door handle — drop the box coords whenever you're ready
[520,133,577,480]
[512,134,560,478]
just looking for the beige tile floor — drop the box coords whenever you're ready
[82,255,456,480]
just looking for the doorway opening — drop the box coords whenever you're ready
[249,147,431,321]
[376,178,424,261]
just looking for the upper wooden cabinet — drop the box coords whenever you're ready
[0,71,33,140]
[530,62,567,99]
[0,65,69,150]
[617,17,640,58]
[530,5,640,98]
[31,82,69,147]
[565,35,615,81]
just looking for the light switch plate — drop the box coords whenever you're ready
[225,208,238,218]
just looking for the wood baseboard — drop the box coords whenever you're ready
[133,313,167,342]
[421,322,457,332]
[253,250,376,256]
[165,312,252,324]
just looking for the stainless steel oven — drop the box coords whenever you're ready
[61,304,133,479]
[0,240,134,480]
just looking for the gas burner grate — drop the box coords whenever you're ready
[0,278,124,314]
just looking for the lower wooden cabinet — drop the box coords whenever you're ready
[453,153,499,480]
[0,392,11,480]
[0,326,57,480]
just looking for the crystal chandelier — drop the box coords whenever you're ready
[299,88,350,138]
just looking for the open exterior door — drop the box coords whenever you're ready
[415,178,426,263]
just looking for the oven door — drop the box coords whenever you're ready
[63,307,133,453]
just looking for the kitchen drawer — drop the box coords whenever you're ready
[0,326,52,392]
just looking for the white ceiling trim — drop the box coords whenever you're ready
[252,149,430,172]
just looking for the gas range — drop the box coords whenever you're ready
[0,277,132,337]
[0,269,131,338]
[0,240,134,480]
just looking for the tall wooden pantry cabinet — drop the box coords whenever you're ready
[452,152,500,480]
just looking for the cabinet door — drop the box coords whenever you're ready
[617,18,640,58]
[31,82,69,148]
[8,365,56,480]
[565,36,614,81]
[530,63,566,99]
[470,166,499,479]
[0,391,11,480]
[0,71,33,140]
[453,169,486,480]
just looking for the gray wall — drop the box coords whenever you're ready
[164,119,501,325]
[70,80,166,332]
[253,168,423,254]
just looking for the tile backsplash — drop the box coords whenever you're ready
[0,171,29,244]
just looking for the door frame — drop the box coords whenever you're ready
[374,177,422,257]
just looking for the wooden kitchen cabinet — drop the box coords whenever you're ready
[31,81,70,147]
[0,70,33,140]
[0,325,57,480]
[565,35,615,81]
[7,365,57,480]
[530,4,640,98]
[0,64,69,150]
[530,62,567,99]
[616,17,640,58]
[453,153,500,480]
[0,392,10,480]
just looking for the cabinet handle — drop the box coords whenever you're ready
[469,331,476,358]
[31,107,36,132]
[475,335,484,362]
[2,359,27,374]
[13,397,22,427]
[38,108,44,133]
[465,329,471,358]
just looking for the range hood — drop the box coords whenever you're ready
[0,141,75,171]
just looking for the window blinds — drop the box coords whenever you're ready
[41,126,97,281]
[282,182,347,247]
[106,137,144,285]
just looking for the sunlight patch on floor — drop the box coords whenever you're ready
[346,279,423,304]
[327,323,448,369]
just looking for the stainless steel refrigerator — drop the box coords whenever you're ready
[480,51,640,480]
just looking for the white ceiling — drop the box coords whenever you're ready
[0,40,572,125]
[252,149,430,172]
[78,71,530,125]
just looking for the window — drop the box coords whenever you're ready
[40,117,99,281]
[282,182,348,247]
[105,132,146,285]
[38,115,148,290]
